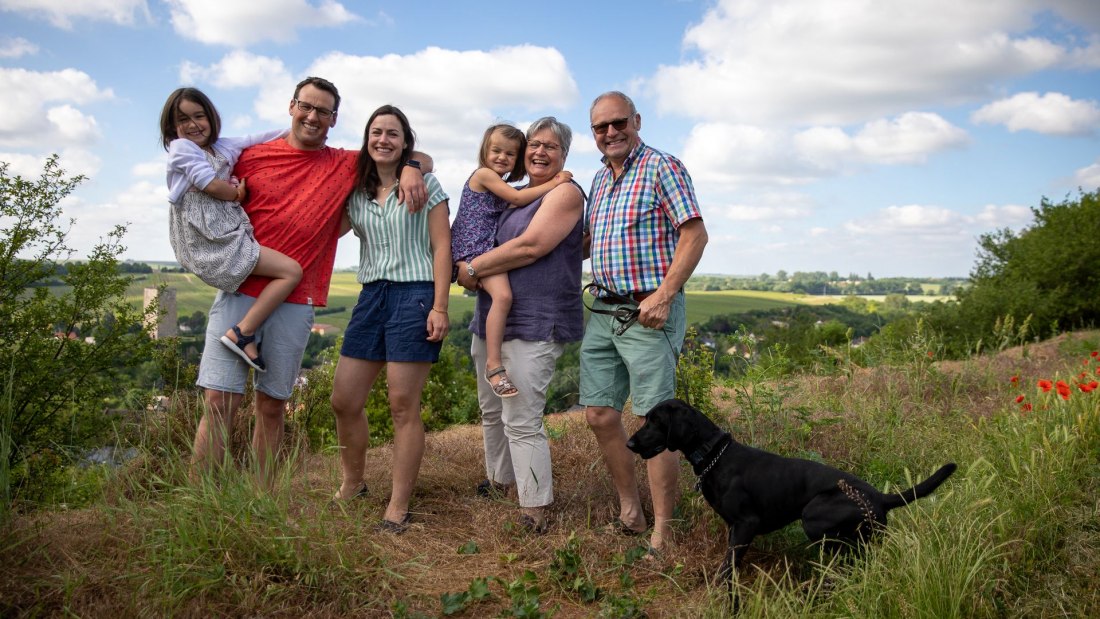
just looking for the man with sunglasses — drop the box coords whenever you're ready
[191,76,431,484]
[581,90,708,554]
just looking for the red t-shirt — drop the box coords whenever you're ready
[232,139,357,307]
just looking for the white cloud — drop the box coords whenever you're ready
[682,112,968,188]
[181,51,293,90]
[131,156,165,178]
[844,205,965,235]
[47,105,101,143]
[167,0,359,46]
[682,123,820,189]
[0,149,100,185]
[302,45,579,158]
[0,0,150,29]
[0,68,113,149]
[646,0,1081,125]
[720,204,812,222]
[0,36,37,58]
[1076,159,1100,189]
[971,91,1100,135]
[973,203,1033,227]
[852,112,969,164]
[61,179,171,262]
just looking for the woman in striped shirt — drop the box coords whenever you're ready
[330,105,451,533]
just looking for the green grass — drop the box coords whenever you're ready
[2,332,1098,616]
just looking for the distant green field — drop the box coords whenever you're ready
[681,290,801,324]
[127,272,808,333]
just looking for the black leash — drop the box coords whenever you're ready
[582,282,640,336]
[582,282,693,407]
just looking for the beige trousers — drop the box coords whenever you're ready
[471,337,563,508]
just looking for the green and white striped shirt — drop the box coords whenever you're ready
[347,172,449,284]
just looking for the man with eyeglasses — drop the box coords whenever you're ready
[581,90,708,554]
[191,76,431,483]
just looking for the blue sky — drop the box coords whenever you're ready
[2,0,1098,277]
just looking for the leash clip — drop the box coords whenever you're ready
[584,282,641,336]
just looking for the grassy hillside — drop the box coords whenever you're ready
[4,332,1097,616]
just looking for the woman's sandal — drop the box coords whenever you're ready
[485,366,519,398]
[220,325,266,372]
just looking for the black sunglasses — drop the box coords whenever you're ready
[591,117,631,135]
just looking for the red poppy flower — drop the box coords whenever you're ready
[1022,403,1033,412]
[926,351,934,358]
[1010,375,1019,384]
[1080,372,1088,379]
[1038,379,1053,392]
[1078,383,1094,393]
[1091,381,1099,389]
[1056,380,1071,400]
[1015,394,1025,403]
[1092,351,1099,358]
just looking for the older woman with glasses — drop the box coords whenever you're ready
[456,117,585,534]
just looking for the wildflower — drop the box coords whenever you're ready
[1010,375,1019,384]
[1080,371,1088,379]
[1055,380,1071,400]
[1038,379,1053,392]
[1015,394,1025,403]
[1022,403,1033,412]
[926,351,934,358]
[1092,351,1098,358]
[1078,383,1094,393]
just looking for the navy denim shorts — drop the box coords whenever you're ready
[341,280,442,363]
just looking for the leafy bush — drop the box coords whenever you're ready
[0,157,156,504]
[954,189,1100,344]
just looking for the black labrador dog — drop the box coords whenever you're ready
[626,398,956,598]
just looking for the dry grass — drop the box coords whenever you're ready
[2,331,1098,617]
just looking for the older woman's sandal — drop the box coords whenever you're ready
[220,325,266,372]
[485,366,519,398]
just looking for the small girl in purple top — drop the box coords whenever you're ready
[159,87,301,372]
[451,124,571,397]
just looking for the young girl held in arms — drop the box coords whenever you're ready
[159,87,302,372]
[451,124,572,397]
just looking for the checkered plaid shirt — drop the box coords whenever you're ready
[586,141,702,295]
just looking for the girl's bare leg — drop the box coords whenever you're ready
[480,273,514,392]
[224,246,302,359]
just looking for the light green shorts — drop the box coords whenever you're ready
[579,291,686,416]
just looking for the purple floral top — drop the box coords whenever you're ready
[450,173,510,263]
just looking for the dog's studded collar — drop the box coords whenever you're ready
[688,432,733,489]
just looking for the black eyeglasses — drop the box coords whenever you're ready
[527,140,561,153]
[591,117,631,135]
[292,99,336,120]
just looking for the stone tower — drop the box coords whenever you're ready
[144,287,178,339]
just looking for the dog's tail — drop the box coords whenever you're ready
[882,463,957,510]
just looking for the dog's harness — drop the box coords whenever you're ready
[687,432,733,491]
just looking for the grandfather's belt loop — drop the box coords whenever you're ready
[583,282,639,335]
